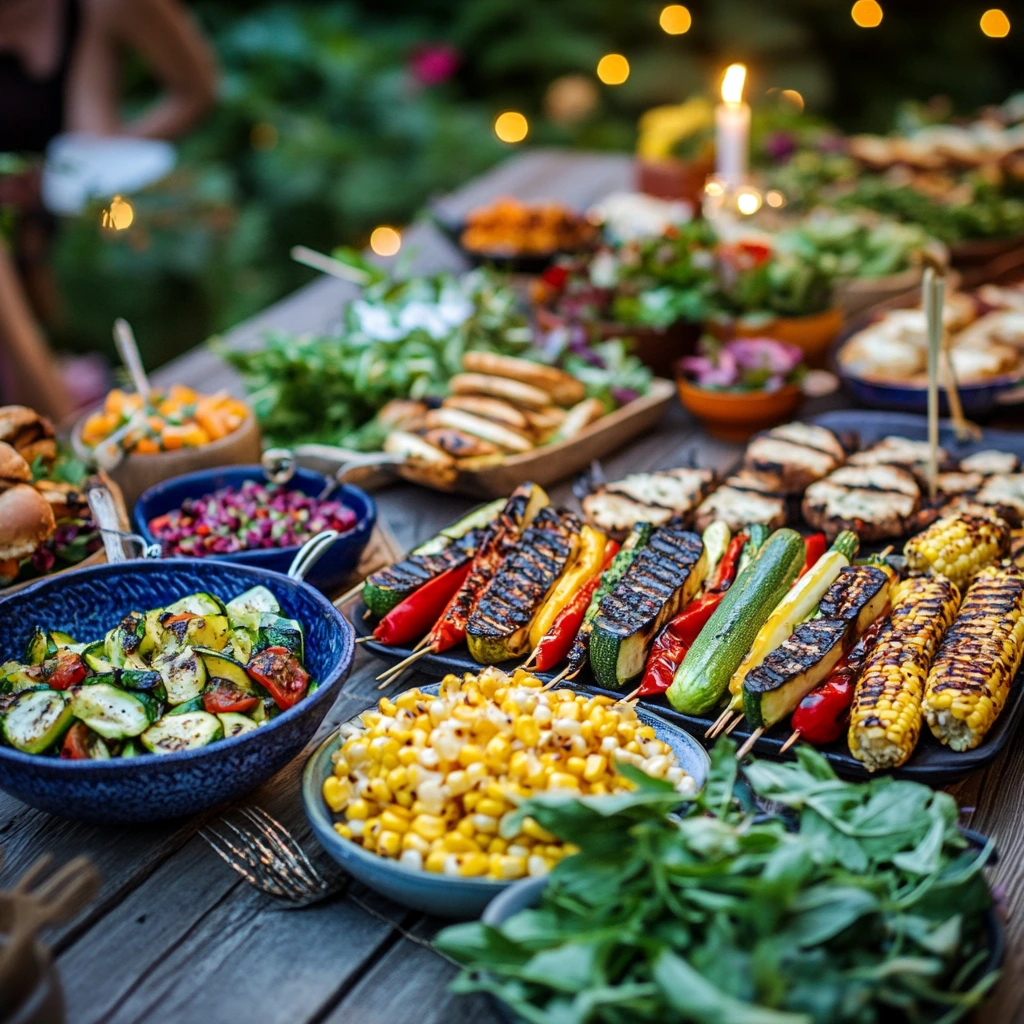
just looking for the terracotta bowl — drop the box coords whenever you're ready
[635,157,713,206]
[534,306,700,378]
[71,408,262,510]
[728,307,844,368]
[675,377,804,442]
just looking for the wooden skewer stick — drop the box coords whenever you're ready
[735,727,764,760]
[779,730,802,755]
[334,581,367,609]
[705,707,735,739]
[375,646,434,682]
[620,685,641,704]
[363,609,372,620]
[354,636,373,645]
[724,715,743,736]
[923,265,941,503]
[708,709,741,740]
[541,666,577,691]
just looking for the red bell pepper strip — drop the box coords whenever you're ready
[44,650,88,691]
[372,562,472,647]
[532,541,621,672]
[638,533,747,696]
[203,683,260,715]
[790,618,884,745]
[247,646,310,710]
[798,533,827,579]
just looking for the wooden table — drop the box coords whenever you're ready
[3,150,1022,1024]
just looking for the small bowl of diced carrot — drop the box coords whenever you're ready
[73,386,262,509]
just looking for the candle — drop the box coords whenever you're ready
[715,63,750,188]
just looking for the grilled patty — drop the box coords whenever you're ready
[468,507,580,640]
[802,464,920,541]
[595,527,704,638]
[693,474,787,533]
[742,423,845,494]
[582,468,715,533]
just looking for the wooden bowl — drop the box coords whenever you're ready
[534,306,700,378]
[635,157,713,206]
[71,408,262,510]
[728,307,844,368]
[675,377,803,441]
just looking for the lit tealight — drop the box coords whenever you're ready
[101,195,134,231]
[659,4,692,34]
[851,0,883,27]
[597,54,630,86]
[980,8,1010,37]
[494,111,529,143]
[736,190,762,215]
[704,180,725,197]
[780,89,804,112]
[765,190,786,209]
[370,226,401,257]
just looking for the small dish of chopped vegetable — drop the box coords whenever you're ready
[302,667,708,917]
[134,466,376,595]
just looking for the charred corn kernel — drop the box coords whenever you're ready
[490,854,527,880]
[378,830,402,857]
[514,717,540,746]
[476,798,506,818]
[485,735,512,766]
[380,809,410,833]
[386,766,408,792]
[441,834,480,854]
[923,566,1024,751]
[424,850,448,873]
[322,776,351,812]
[521,817,556,842]
[401,832,430,855]
[457,852,490,877]
[849,576,960,771]
[583,754,607,782]
[333,822,353,840]
[905,514,1010,591]
[637,725,656,740]
[410,814,446,841]
[379,697,397,716]
[346,798,370,820]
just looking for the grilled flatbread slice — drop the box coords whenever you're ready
[449,373,551,411]
[974,474,1024,527]
[742,423,845,494]
[462,352,586,406]
[960,449,1019,476]
[802,464,920,541]
[848,436,954,482]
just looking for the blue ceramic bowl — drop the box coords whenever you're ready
[303,684,710,919]
[839,369,1024,417]
[0,559,354,823]
[133,466,377,595]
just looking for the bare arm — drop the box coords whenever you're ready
[0,242,74,423]
[68,0,218,141]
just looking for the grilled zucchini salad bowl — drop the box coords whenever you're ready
[0,588,314,759]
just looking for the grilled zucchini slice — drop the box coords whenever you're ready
[2,690,74,753]
[254,616,304,660]
[24,627,53,666]
[225,586,281,631]
[166,592,228,617]
[153,646,208,705]
[141,711,224,754]
[589,526,708,689]
[194,648,255,694]
[217,712,258,739]
[68,683,159,740]
[82,641,113,673]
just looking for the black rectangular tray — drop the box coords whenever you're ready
[351,411,1024,785]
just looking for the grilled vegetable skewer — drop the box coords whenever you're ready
[923,565,1024,751]
[848,575,960,772]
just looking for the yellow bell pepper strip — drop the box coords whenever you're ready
[726,530,860,703]
[529,526,607,649]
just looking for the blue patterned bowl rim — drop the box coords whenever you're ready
[131,465,376,562]
[303,680,711,891]
[0,558,353,771]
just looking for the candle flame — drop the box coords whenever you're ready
[721,63,747,105]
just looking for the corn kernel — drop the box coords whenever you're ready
[490,854,527,880]
[514,717,540,745]
[322,776,351,812]
[521,817,555,842]
[333,822,353,840]
[476,798,506,818]
[442,834,480,854]
[401,831,430,855]
[346,798,370,820]
[378,830,402,857]
[457,852,490,877]
[424,850,448,873]
[380,808,410,833]
[410,814,446,841]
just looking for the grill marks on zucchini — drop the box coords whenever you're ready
[589,526,706,689]
[466,508,581,662]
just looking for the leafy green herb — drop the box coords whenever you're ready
[438,741,998,1024]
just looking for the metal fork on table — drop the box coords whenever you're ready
[200,806,456,962]
[200,806,342,908]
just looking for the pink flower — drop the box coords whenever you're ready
[408,44,461,86]
[727,338,803,375]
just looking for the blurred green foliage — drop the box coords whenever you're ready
[51,0,1024,367]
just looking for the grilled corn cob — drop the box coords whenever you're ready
[923,566,1024,751]
[903,513,1010,590]
[848,576,960,771]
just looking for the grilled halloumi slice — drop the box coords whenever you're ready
[742,423,845,494]
[848,436,953,481]
[960,449,1019,476]
[466,507,581,663]
[582,468,715,534]
[974,473,1024,527]
[693,474,787,533]
[802,464,920,541]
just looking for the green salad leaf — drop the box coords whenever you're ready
[438,740,999,1024]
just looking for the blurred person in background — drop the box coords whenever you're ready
[0,0,217,421]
